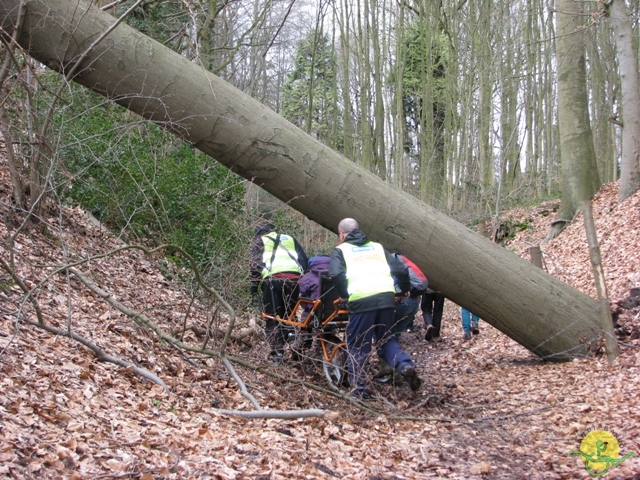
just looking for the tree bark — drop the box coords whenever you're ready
[338,0,355,162]
[0,0,604,360]
[370,0,386,179]
[548,0,601,240]
[581,200,618,363]
[608,0,640,201]
[392,1,405,190]
[528,246,543,269]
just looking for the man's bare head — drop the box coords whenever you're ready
[338,218,359,235]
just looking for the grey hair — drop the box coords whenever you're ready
[338,218,359,234]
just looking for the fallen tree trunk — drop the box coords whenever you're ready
[0,0,603,360]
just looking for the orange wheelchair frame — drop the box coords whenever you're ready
[261,273,350,388]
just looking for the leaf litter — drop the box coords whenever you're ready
[1,160,639,479]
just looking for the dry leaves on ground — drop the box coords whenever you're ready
[1,164,639,479]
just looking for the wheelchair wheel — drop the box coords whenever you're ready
[321,334,349,388]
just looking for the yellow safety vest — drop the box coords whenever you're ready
[261,234,303,278]
[337,241,394,301]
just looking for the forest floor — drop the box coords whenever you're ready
[1,159,640,479]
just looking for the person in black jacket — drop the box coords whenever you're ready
[329,218,421,398]
[250,223,308,363]
[390,253,428,339]
[422,289,446,341]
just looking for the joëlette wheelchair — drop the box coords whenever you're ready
[261,272,350,389]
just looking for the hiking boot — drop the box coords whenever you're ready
[400,365,422,391]
[463,331,472,340]
[376,372,404,386]
[374,359,393,378]
[424,325,434,341]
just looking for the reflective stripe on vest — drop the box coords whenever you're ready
[261,234,303,278]
[337,241,394,301]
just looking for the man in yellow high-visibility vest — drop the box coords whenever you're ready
[329,218,422,399]
[250,223,308,363]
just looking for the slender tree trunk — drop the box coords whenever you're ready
[441,0,458,213]
[305,18,321,135]
[340,0,356,161]
[0,0,605,360]
[609,0,640,200]
[418,8,434,204]
[393,1,405,189]
[424,8,447,208]
[199,0,217,72]
[582,200,618,363]
[370,0,386,180]
[585,10,617,186]
[498,2,520,195]
[356,0,374,172]
[329,8,340,151]
[338,0,354,161]
[524,0,537,191]
[0,11,25,209]
[476,0,493,206]
[544,7,556,197]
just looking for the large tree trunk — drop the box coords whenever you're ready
[548,0,601,240]
[0,0,603,360]
[608,0,640,201]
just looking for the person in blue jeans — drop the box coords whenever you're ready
[461,307,480,340]
[329,218,422,399]
[374,283,420,382]
[393,294,420,337]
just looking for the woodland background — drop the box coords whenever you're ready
[3,0,640,308]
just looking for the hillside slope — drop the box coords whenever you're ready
[1,163,639,479]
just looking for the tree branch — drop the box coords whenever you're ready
[24,317,169,392]
[215,408,326,419]
[67,266,335,418]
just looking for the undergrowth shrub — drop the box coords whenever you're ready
[53,84,250,302]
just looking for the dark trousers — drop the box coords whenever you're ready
[392,295,420,338]
[421,292,445,337]
[347,307,414,394]
[261,276,299,355]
